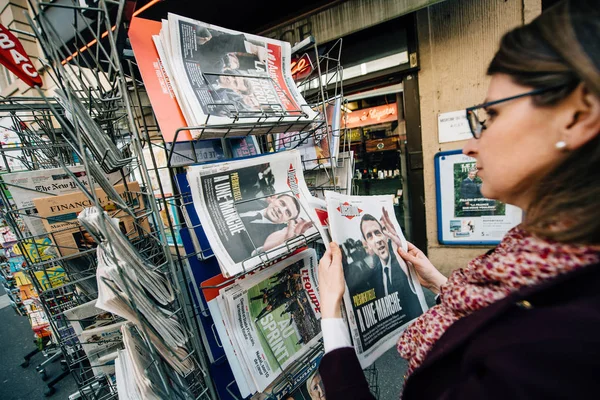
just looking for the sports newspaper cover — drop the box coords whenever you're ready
[219,249,322,393]
[187,150,320,277]
[326,192,428,367]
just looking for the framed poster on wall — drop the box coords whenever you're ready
[434,150,523,245]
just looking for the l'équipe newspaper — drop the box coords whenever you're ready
[326,192,428,368]
[219,249,322,394]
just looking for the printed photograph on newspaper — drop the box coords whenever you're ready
[326,192,428,368]
[187,150,320,277]
[166,13,316,131]
[227,249,321,393]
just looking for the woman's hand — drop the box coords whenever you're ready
[397,242,447,294]
[318,242,345,319]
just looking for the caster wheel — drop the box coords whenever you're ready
[43,387,56,397]
[20,361,29,368]
[40,370,49,381]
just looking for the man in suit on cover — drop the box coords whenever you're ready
[359,210,422,320]
[234,194,313,258]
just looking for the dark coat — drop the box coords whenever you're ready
[370,242,423,320]
[236,199,285,251]
[319,261,600,400]
[460,177,481,200]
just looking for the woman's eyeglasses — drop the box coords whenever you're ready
[465,86,563,139]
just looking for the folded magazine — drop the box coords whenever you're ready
[326,192,428,368]
[187,150,320,277]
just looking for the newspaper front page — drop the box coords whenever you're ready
[222,249,321,393]
[326,192,428,367]
[3,166,124,236]
[164,13,316,136]
[187,150,320,277]
[33,182,147,257]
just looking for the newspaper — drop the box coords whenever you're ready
[160,13,316,137]
[32,182,147,257]
[63,300,123,378]
[325,192,428,368]
[3,166,124,236]
[275,96,342,170]
[220,249,321,393]
[187,150,320,277]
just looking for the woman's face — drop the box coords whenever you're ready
[463,74,568,210]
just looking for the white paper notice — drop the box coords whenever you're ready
[438,110,472,143]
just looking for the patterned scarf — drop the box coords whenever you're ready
[397,225,600,377]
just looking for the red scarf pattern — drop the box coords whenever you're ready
[397,226,600,377]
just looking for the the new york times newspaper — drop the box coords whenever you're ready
[326,192,428,368]
[223,249,322,393]
[166,13,316,134]
[187,150,320,277]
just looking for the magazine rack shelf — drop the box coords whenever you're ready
[0,1,379,399]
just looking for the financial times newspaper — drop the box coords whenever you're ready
[220,249,322,393]
[187,150,320,277]
[163,14,316,136]
[326,192,428,368]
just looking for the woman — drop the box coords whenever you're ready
[317,1,600,399]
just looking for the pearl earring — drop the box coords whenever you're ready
[555,141,567,150]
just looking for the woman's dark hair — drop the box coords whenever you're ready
[487,0,600,244]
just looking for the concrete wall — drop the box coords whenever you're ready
[416,0,541,276]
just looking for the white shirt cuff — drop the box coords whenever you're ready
[321,318,352,354]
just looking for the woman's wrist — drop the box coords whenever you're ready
[428,273,448,295]
[321,299,342,319]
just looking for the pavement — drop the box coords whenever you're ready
[0,285,78,400]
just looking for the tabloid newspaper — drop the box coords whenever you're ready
[274,96,342,170]
[217,249,322,394]
[325,192,428,368]
[159,13,316,137]
[33,182,148,257]
[2,166,124,237]
[187,150,320,277]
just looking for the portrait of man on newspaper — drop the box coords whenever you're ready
[193,26,268,76]
[341,207,422,322]
[236,193,314,258]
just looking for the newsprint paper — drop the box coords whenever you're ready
[188,150,320,277]
[218,249,321,394]
[326,192,428,368]
[163,13,317,136]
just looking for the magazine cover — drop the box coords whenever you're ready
[275,96,342,170]
[187,150,320,277]
[224,249,321,393]
[33,182,148,257]
[3,166,124,236]
[326,192,428,368]
[164,13,316,135]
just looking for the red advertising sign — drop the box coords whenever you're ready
[345,104,397,129]
[291,53,313,82]
[0,24,42,88]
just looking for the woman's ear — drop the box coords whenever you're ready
[562,84,600,150]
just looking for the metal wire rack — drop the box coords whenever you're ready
[0,1,380,399]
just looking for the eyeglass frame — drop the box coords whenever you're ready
[465,85,565,139]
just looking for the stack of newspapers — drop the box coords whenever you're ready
[204,249,322,397]
[78,207,195,395]
[132,13,317,139]
[187,150,326,277]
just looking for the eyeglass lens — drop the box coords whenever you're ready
[467,108,490,137]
